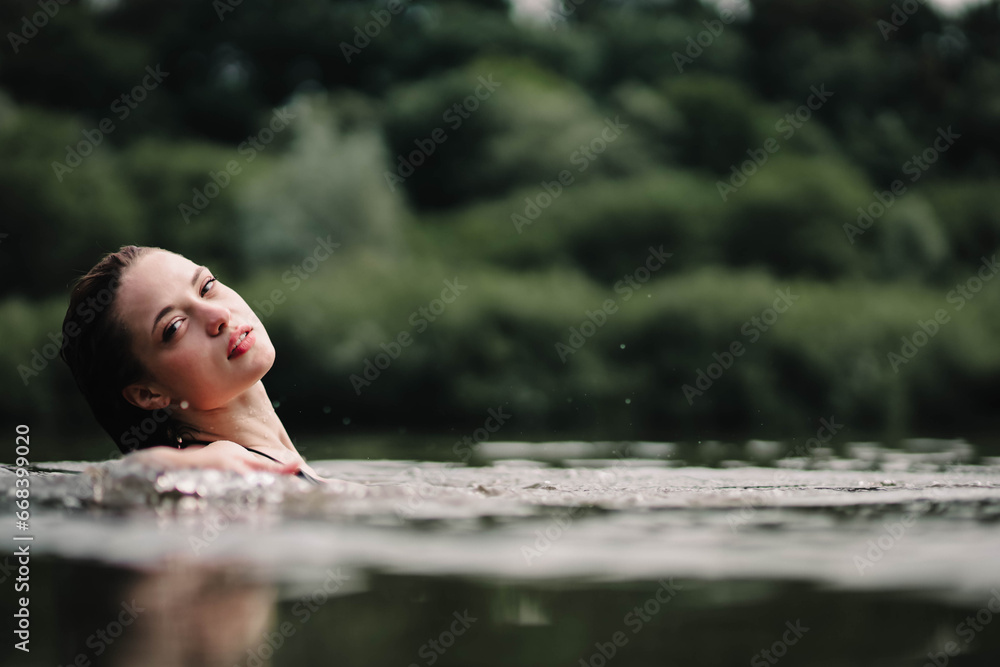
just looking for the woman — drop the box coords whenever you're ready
[60,245,329,483]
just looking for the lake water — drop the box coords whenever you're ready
[2,438,1000,666]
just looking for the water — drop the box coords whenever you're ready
[2,439,1000,666]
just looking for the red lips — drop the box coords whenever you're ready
[228,325,255,360]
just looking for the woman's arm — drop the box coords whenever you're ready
[124,440,301,476]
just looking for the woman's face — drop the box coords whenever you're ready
[116,249,275,410]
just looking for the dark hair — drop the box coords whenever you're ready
[60,245,188,454]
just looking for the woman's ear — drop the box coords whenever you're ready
[122,383,171,410]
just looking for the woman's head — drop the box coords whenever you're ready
[61,246,275,453]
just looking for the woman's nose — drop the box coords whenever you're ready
[203,303,232,335]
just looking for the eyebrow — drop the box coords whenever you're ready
[151,266,206,337]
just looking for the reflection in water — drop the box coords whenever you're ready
[38,561,1000,666]
[56,559,277,667]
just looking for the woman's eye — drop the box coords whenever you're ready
[163,319,181,342]
[161,277,215,342]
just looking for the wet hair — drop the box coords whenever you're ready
[60,245,188,454]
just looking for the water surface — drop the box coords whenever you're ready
[3,439,999,666]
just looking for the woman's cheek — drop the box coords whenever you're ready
[168,346,213,384]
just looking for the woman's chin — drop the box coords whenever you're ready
[238,346,276,383]
[253,341,277,373]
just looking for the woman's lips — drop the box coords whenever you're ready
[228,331,255,360]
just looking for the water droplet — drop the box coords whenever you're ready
[273,401,280,408]
[322,406,332,414]
[625,398,631,405]
[343,417,351,425]
[620,344,626,349]
[180,400,189,409]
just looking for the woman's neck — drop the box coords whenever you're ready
[172,381,296,454]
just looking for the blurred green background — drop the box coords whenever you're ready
[2,0,1000,460]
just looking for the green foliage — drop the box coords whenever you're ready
[231,256,1000,441]
[719,154,874,279]
[0,101,142,298]
[236,93,407,266]
[663,75,772,173]
[117,137,249,279]
[2,0,1000,451]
